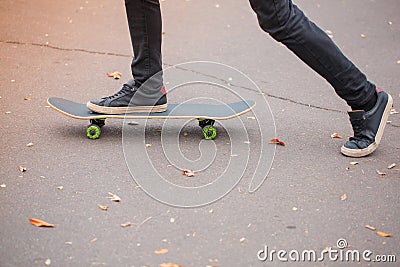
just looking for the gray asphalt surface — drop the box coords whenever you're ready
[0,0,399,266]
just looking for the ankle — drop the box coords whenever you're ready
[351,91,377,112]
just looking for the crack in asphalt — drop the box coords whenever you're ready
[1,39,344,114]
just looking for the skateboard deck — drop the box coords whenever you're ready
[47,97,256,139]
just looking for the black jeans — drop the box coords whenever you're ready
[125,0,376,107]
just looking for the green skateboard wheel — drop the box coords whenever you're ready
[202,125,217,140]
[86,124,101,139]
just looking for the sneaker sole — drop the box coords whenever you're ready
[87,102,167,114]
[341,93,393,157]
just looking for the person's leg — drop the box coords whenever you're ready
[126,0,163,89]
[249,0,393,157]
[87,0,166,114]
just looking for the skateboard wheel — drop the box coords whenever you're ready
[86,124,101,139]
[202,125,217,140]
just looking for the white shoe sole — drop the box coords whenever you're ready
[341,93,393,157]
[87,102,167,114]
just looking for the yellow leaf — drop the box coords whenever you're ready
[154,248,169,255]
[106,71,122,79]
[361,34,367,38]
[182,169,195,177]
[98,205,108,211]
[376,231,392,237]
[330,133,342,139]
[341,193,347,201]
[29,218,55,227]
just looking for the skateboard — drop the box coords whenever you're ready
[47,97,256,140]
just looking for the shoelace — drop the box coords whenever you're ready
[101,85,132,100]
[349,116,366,141]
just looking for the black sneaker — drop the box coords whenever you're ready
[87,80,167,114]
[341,88,393,157]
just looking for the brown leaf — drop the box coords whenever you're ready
[19,166,27,172]
[108,192,121,202]
[388,163,396,169]
[120,222,132,227]
[330,133,342,139]
[365,225,376,231]
[160,264,182,267]
[24,97,32,101]
[239,237,246,243]
[340,193,347,201]
[154,248,169,255]
[376,169,387,176]
[360,34,367,38]
[376,231,392,237]
[98,205,108,211]
[182,169,195,177]
[269,138,286,146]
[106,71,122,79]
[29,218,55,227]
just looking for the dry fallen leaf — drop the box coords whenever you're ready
[26,143,34,147]
[390,108,398,115]
[341,193,347,201]
[361,34,367,38]
[98,205,108,211]
[239,237,246,244]
[145,143,152,148]
[106,71,121,79]
[0,184,6,188]
[24,97,32,101]
[19,166,27,172]
[376,169,387,176]
[44,259,51,266]
[350,162,359,166]
[29,218,55,227]
[376,231,392,237]
[388,163,396,169]
[269,138,286,146]
[365,225,376,231]
[182,169,195,177]
[120,222,132,227]
[57,186,64,190]
[159,264,182,267]
[108,192,121,202]
[154,248,169,255]
[330,133,342,139]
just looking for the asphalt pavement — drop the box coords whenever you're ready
[0,0,399,266]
